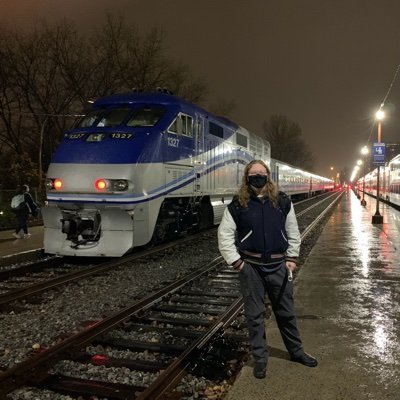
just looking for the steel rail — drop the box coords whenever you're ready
[296,191,342,217]
[0,256,63,281]
[0,230,216,309]
[135,296,244,400]
[0,256,224,396]
[300,190,344,240]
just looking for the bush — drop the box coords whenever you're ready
[0,203,17,229]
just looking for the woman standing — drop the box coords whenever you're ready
[218,160,317,379]
[12,184,38,239]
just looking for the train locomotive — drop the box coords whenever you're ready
[42,92,333,257]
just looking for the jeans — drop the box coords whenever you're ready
[15,213,28,235]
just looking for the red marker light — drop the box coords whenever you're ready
[54,178,63,190]
[95,178,108,190]
[91,354,109,366]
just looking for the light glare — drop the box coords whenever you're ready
[376,110,385,120]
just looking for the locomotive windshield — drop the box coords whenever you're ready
[75,107,165,128]
[76,108,130,128]
[126,107,165,127]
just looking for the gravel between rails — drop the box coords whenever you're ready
[0,235,220,369]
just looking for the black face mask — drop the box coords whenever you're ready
[247,174,268,188]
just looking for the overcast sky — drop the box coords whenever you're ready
[1,0,400,177]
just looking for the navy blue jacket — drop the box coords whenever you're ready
[227,196,289,264]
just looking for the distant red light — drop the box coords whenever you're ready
[54,178,63,190]
[94,178,108,191]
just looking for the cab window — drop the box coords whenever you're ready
[76,110,102,127]
[168,113,193,137]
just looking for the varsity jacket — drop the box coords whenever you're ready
[218,195,301,269]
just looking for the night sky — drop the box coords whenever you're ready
[1,0,400,177]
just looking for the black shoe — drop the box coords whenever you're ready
[253,362,267,379]
[290,352,318,367]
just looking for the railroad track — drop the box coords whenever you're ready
[0,257,247,399]
[0,231,217,313]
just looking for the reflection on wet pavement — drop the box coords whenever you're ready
[338,193,399,391]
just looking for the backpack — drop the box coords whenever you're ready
[229,191,292,225]
[11,194,25,210]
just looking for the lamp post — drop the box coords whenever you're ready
[372,110,384,224]
[361,146,369,206]
[356,160,362,198]
[38,116,49,200]
[330,166,336,187]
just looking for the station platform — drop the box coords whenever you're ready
[0,225,43,263]
[226,190,400,399]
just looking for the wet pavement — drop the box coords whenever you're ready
[0,225,43,259]
[226,190,400,400]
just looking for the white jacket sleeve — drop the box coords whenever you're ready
[217,207,241,266]
[285,203,301,257]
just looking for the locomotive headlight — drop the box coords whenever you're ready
[54,178,63,190]
[94,178,129,192]
[113,180,129,191]
[45,178,64,190]
[94,178,109,191]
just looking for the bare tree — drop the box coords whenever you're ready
[89,14,207,102]
[208,97,236,118]
[0,15,207,189]
[263,114,315,171]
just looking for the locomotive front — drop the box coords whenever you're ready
[42,94,173,256]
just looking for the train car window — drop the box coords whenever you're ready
[236,132,248,148]
[209,122,224,138]
[96,108,131,127]
[126,108,165,127]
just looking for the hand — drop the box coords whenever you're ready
[285,260,297,272]
[235,261,245,272]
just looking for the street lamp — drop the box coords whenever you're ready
[372,110,384,224]
[360,146,369,206]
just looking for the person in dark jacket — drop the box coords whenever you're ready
[12,184,37,239]
[218,160,317,379]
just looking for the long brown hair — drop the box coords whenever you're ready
[237,160,278,207]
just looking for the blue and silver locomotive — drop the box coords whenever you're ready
[42,92,333,257]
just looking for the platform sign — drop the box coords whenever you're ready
[373,143,385,165]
